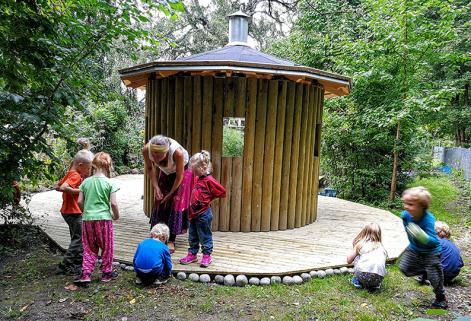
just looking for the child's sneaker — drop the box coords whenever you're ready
[179,252,198,265]
[351,276,362,288]
[74,274,91,285]
[414,275,431,286]
[135,277,142,285]
[431,297,448,309]
[200,254,212,268]
[101,271,119,283]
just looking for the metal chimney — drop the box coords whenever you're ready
[227,11,250,46]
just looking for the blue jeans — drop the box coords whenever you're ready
[188,208,213,255]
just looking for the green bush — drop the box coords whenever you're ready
[223,127,244,157]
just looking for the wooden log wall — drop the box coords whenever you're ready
[144,75,324,232]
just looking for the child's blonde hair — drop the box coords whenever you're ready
[92,152,113,178]
[353,222,383,251]
[189,150,212,175]
[435,221,451,238]
[401,186,432,209]
[150,223,170,242]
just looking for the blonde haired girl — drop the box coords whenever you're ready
[347,222,387,290]
[76,152,120,284]
[179,151,225,267]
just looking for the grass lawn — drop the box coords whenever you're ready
[1,174,469,321]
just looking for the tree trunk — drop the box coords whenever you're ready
[389,121,401,201]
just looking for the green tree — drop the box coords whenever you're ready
[0,0,183,222]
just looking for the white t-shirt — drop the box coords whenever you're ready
[150,138,189,175]
[354,241,387,276]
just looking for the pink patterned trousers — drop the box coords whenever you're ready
[81,220,114,276]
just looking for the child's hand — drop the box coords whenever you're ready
[406,223,429,244]
[112,212,119,220]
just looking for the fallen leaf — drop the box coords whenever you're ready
[361,303,367,307]
[121,317,128,321]
[64,284,78,291]
[129,298,136,304]
[293,302,300,306]
[59,298,68,303]
[20,305,29,312]
[46,300,52,306]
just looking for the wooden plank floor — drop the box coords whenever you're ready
[29,175,408,276]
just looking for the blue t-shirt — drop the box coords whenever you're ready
[440,238,464,275]
[133,238,172,276]
[401,210,441,254]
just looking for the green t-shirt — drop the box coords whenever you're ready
[79,176,119,221]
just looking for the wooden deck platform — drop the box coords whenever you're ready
[29,175,408,276]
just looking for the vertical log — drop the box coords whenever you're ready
[230,77,246,231]
[144,80,151,216]
[211,77,223,231]
[296,85,310,227]
[160,78,168,136]
[174,77,184,144]
[219,78,235,231]
[201,76,213,151]
[260,80,278,231]
[304,85,315,224]
[251,79,268,232]
[183,77,193,153]
[278,82,296,230]
[271,81,287,230]
[192,76,202,154]
[167,78,175,138]
[241,78,257,232]
[154,80,161,139]
[230,157,243,231]
[287,84,304,229]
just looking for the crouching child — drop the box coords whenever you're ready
[133,223,172,285]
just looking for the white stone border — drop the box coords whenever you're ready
[114,260,356,286]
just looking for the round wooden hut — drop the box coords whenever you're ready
[119,12,351,232]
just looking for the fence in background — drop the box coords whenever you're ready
[433,147,471,180]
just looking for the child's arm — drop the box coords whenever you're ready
[162,250,173,277]
[347,247,358,264]
[110,192,119,220]
[59,182,80,194]
[209,177,226,199]
[78,191,84,211]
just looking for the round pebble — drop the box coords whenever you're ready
[340,267,349,274]
[236,275,248,287]
[293,275,303,284]
[317,271,326,278]
[224,274,235,286]
[260,277,270,286]
[176,272,187,280]
[189,273,199,282]
[325,268,334,276]
[214,275,224,284]
[199,274,211,283]
[301,273,311,282]
[271,276,282,284]
[282,276,294,285]
[120,263,127,269]
[309,270,318,278]
[249,277,260,285]
[125,266,134,272]
[348,268,355,274]
[333,269,341,275]
[112,261,120,267]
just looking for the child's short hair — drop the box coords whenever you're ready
[150,223,170,242]
[74,149,94,164]
[189,150,212,175]
[92,152,113,177]
[401,186,432,209]
[435,221,451,238]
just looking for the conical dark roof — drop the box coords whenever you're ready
[177,44,296,66]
